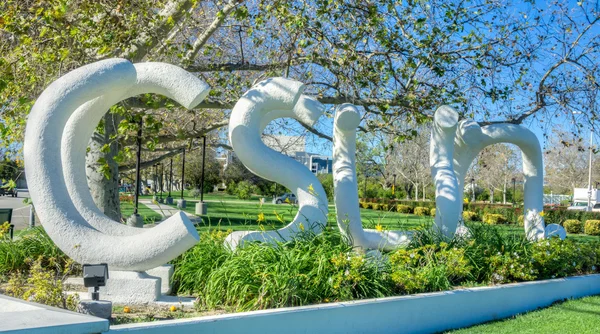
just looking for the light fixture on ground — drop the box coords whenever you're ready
[196,136,208,215]
[77,263,111,319]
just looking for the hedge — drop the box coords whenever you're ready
[564,220,583,234]
[585,220,600,236]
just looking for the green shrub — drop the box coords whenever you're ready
[371,203,380,210]
[563,220,583,234]
[396,205,412,214]
[517,215,524,226]
[189,188,202,198]
[483,213,507,225]
[359,202,370,209]
[413,207,430,216]
[389,243,472,294]
[380,203,390,211]
[235,180,254,200]
[585,220,600,236]
[462,211,479,222]
[430,208,436,217]
[226,181,237,195]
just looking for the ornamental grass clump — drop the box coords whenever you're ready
[413,207,430,216]
[396,205,412,214]
[584,220,600,236]
[563,219,584,234]
[0,227,69,274]
[371,203,380,210]
[359,202,370,209]
[430,208,436,217]
[174,227,390,312]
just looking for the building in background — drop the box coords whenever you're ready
[220,135,332,176]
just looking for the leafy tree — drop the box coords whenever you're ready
[185,147,222,194]
[2,0,600,219]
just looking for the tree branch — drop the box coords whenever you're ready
[119,0,195,62]
[182,0,241,64]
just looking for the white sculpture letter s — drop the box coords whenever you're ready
[225,77,328,250]
[24,59,202,271]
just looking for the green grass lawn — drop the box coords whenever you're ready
[448,295,600,333]
[135,192,599,243]
[120,201,162,224]
[160,198,431,233]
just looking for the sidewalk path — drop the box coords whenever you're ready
[139,199,203,224]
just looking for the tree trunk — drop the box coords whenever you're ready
[86,113,122,221]
[503,181,507,204]
[490,188,494,204]
[414,182,419,201]
[422,184,426,201]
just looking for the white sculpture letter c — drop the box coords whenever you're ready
[24,59,203,271]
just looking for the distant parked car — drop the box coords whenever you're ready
[0,181,17,197]
[273,193,297,204]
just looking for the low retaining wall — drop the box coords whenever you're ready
[109,274,600,334]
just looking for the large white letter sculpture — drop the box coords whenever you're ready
[332,104,411,250]
[225,78,328,250]
[431,105,566,241]
[24,59,204,271]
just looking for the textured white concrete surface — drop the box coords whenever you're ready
[0,294,108,333]
[24,59,200,271]
[429,105,564,240]
[146,264,174,295]
[108,274,600,334]
[91,271,161,304]
[332,104,411,250]
[430,106,461,238]
[225,78,328,250]
[62,62,209,237]
[452,114,564,240]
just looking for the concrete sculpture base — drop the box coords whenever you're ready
[177,199,187,209]
[195,202,207,215]
[91,271,161,304]
[77,300,112,319]
[146,264,174,295]
[166,197,174,205]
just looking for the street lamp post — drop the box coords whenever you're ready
[127,117,144,227]
[195,136,208,215]
[166,158,173,204]
[178,148,187,209]
[587,130,594,212]
[158,163,164,203]
[471,178,475,203]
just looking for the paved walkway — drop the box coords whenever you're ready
[139,199,203,224]
[0,190,34,230]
